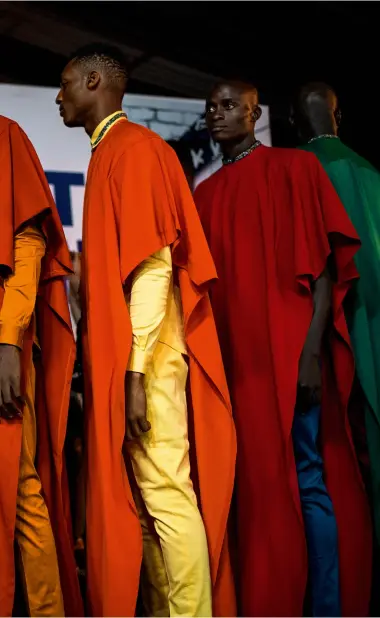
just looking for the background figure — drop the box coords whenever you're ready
[292,81,380,614]
[66,251,86,582]
[166,139,195,191]
[68,252,82,327]
[194,80,372,617]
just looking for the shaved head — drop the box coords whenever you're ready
[205,80,262,155]
[296,82,338,120]
[211,80,259,106]
[298,82,337,105]
[292,81,341,142]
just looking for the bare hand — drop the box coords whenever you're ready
[297,350,321,414]
[69,252,81,295]
[0,344,24,419]
[125,372,151,441]
[69,252,82,324]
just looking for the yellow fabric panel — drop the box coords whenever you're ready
[127,246,186,374]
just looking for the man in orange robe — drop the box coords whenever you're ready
[57,43,236,617]
[0,115,83,617]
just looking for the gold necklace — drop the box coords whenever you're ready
[91,112,127,151]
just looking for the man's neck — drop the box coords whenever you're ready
[221,133,257,160]
[306,117,337,142]
[84,103,123,137]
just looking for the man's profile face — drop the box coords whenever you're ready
[56,61,92,128]
[205,83,258,143]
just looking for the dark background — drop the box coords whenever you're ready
[0,2,377,167]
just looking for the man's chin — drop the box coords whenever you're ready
[210,131,230,144]
[62,116,81,129]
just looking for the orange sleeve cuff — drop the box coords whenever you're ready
[0,323,24,349]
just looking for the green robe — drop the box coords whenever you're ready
[301,136,380,543]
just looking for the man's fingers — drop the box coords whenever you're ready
[2,382,12,406]
[138,417,151,434]
[11,380,24,417]
[0,402,12,420]
[0,380,24,419]
[126,418,150,440]
[2,406,14,420]
[299,386,321,413]
[9,379,23,417]
[5,401,19,419]
[126,420,141,440]
[131,420,143,438]
[1,383,16,418]
[11,376,24,404]
[125,425,134,441]
[10,375,21,398]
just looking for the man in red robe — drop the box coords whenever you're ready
[194,81,372,617]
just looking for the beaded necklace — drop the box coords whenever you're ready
[222,140,262,165]
[307,134,339,144]
[91,112,127,151]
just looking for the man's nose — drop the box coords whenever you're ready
[212,107,224,120]
[55,90,63,105]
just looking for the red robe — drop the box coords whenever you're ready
[81,120,236,617]
[194,145,372,617]
[0,116,83,616]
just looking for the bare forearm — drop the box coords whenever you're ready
[303,268,332,357]
[69,294,81,325]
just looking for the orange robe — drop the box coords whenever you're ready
[0,115,83,617]
[82,119,237,617]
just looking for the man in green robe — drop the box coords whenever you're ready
[292,81,380,606]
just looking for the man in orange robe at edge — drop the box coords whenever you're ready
[57,43,237,617]
[0,116,83,616]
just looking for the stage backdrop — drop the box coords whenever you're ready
[0,84,271,251]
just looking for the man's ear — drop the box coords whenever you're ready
[252,105,262,122]
[87,71,101,90]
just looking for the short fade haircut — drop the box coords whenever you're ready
[69,42,128,92]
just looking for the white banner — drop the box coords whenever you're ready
[0,84,271,251]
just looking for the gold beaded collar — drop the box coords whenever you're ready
[91,112,127,151]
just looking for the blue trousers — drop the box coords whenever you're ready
[292,405,341,617]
